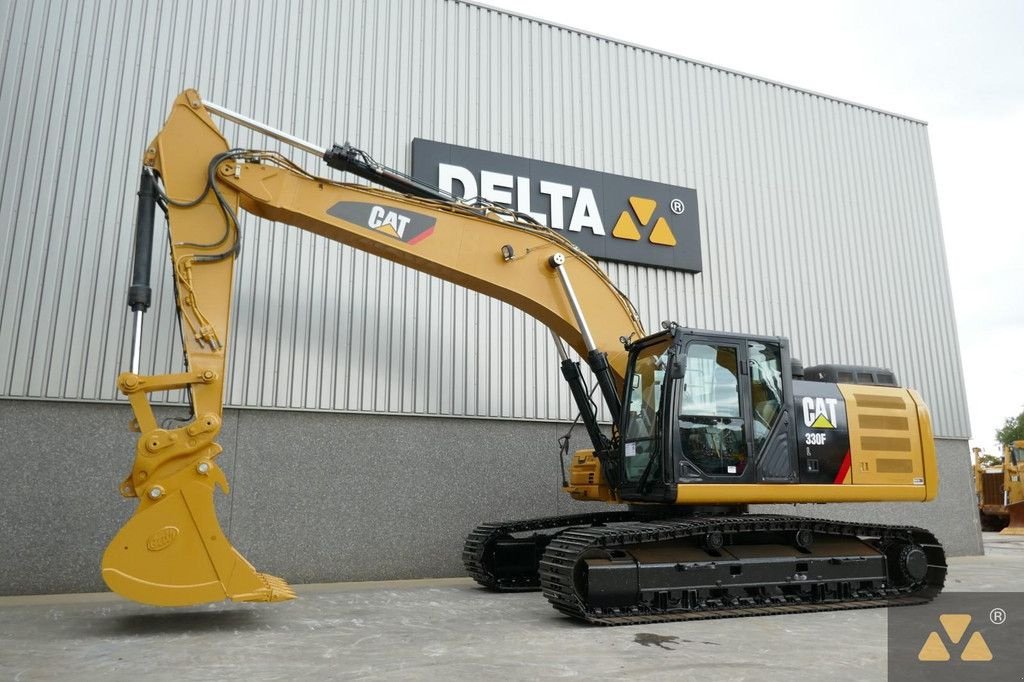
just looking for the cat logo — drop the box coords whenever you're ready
[612,196,677,246]
[917,614,993,662]
[367,206,413,237]
[326,201,436,245]
[802,396,838,429]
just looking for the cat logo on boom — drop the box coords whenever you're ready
[326,201,437,244]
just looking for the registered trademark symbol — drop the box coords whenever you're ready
[670,198,685,215]
[990,607,1006,625]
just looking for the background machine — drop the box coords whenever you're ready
[975,441,1024,533]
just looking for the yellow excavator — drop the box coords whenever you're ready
[974,442,1024,534]
[102,90,945,624]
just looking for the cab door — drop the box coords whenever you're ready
[617,337,674,501]
[674,339,757,483]
[673,336,795,485]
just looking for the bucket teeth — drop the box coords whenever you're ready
[260,573,297,601]
[231,573,296,603]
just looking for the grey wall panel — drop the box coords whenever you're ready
[0,400,978,596]
[0,0,969,437]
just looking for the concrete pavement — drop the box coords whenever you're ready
[1,534,1019,681]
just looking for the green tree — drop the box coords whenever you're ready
[996,409,1024,446]
[977,453,1003,468]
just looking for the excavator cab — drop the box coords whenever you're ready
[564,321,937,509]
[616,328,794,503]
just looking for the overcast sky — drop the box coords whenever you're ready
[489,0,1024,455]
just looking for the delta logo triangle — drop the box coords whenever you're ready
[612,196,677,246]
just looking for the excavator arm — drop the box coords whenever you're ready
[102,90,645,606]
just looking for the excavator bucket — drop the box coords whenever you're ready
[102,475,294,606]
[1000,503,1024,536]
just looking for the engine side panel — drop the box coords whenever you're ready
[792,381,932,490]
[839,383,927,486]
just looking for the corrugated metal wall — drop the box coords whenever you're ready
[0,0,970,437]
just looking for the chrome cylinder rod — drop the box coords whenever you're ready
[130,310,144,374]
[202,100,327,157]
[549,329,570,362]
[549,253,597,353]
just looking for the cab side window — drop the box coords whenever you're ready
[748,341,783,454]
[678,343,746,476]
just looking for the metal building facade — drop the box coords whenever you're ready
[1,0,986,600]
[0,0,969,439]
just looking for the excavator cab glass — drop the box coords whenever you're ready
[747,341,785,452]
[676,341,746,476]
[621,338,671,486]
[618,329,794,499]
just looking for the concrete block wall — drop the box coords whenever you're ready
[0,400,980,596]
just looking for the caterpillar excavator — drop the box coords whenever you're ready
[102,89,946,624]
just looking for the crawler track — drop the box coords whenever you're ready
[463,511,637,591]
[464,512,945,625]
